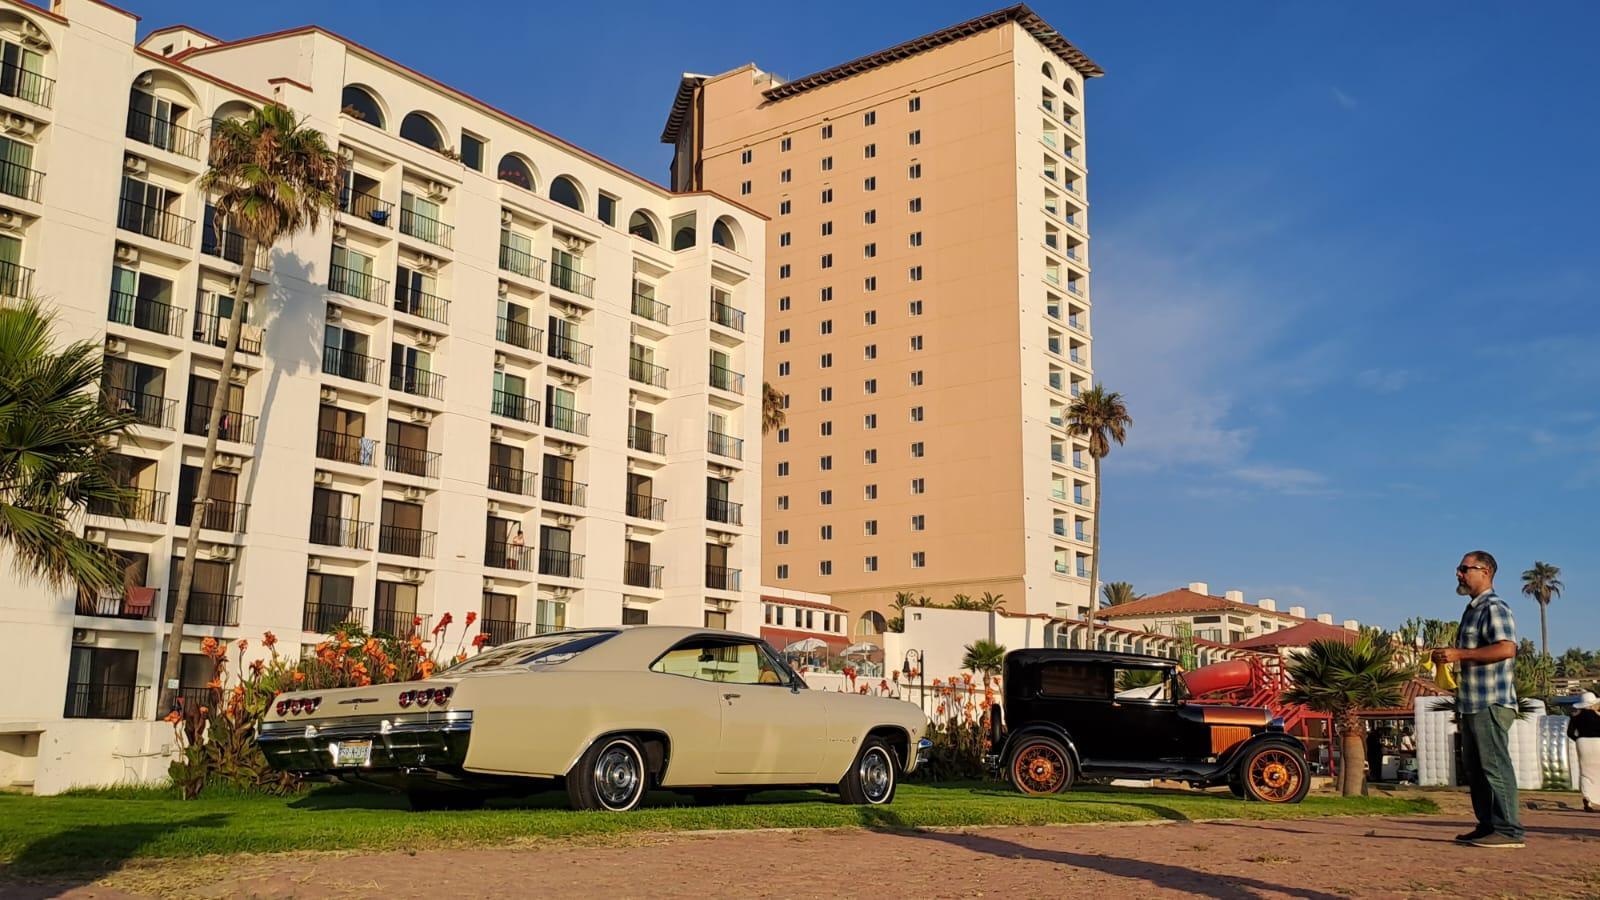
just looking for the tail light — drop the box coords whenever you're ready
[288,698,304,714]
[398,690,414,708]
[432,687,453,705]
[276,700,289,716]
[415,690,432,707]
[281,696,323,716]
[306,696,322,713]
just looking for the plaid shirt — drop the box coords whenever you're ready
[1455,591,1518,713]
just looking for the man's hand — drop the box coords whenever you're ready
[1430,647,1460,665]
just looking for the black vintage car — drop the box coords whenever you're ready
[986,649,1310,803]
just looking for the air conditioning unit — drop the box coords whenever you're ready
[561,234,586,253]
[133,72,154,88]
[319,387,339,403]
[216,453,241,470]
[409,408,433,424]
[123,154,147,175]
[306,556,322,571]
[416,254,439,272]
[555,514,576,528]
[557,443,577,459]
[486,500,500,514]
[493,352,506,371]
[500,210,513,226]
[19,20,50,49]
[496,280,509,298]
[482,577,496,591]
[84,528,107,544]
[313,470,332,485]
[489,425,504,440]
[558,372,580,387]
[715,533,735,547]
[2,114,33,138]
[241,281,257,298]
[227,366,248,385]
[711,597,736,612]
[331,223,347,244]
[73,628,96,644]
[401,567,425,584]
[103,336,127,355]
[114,243,139,265]
[551,586,573,601]
[338,145,355,162]
[415,332,438,350]
[425,181,448,201]
[325,303,342,322]
[209,543,235,561]
[403,486,427,501]
[0,210,21,233]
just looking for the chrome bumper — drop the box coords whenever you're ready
[257,709,472,774]
[915,738,932,768]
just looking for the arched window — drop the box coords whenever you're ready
[1062,79,1077,96]
[399,112,444,151]
[549,175,584,212]
[627,210,659,243]
[855,611,887,637]
[672,224,696,251]
[498,154,535,191]
[341,85,385,129]
[1041,62,1055,80]
[711,216,740,252]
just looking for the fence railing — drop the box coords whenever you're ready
[372,608,427,638]
[63,683,145,720]
[487,463,536,496]
[118,198,194,246]
[623,561,663,589]
[490,389,539,422]
[710,364,745,394]
[75,585,158,619]
[499,243,544,280]
[185,403,257,444]
[192,311,264,354]
[628,425,666,455]
[707,497,743,525]
[0,60,54,107]
[385,444,441,479]
[87,486,168,524]
[541,474,586,507]
[484,541,533,571]
[322,345,385,384]
[302,602,366,634]
[496,316,540,351]
[165,589,242,627]
[102,386,176,429]
[394,285,450,325]
[547,333,593,367]
[545,405,590,436]
[389,365,446,401]
[631,292,670,324]
[548,260,594,298]
[126,108,204,159]
[626,493,665,521]
[399,206,453,249]
[710,299,745,332]
[309,515,372,550]
[629,356,668,388]
[176,498,249,532]
[705,565,741,591]
[328,263,389,303]
[0,259,33,298]
[316,430,378,466]
[0,157,43,202]
[339,190,393,225]
[107,291,185,337]
[538,549,584,579]
[379,524,436,558]
[479,618,529,647]
[707,430,744,460]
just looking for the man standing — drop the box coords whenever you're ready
[1432,550,1525,848]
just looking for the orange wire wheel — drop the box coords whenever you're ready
[1009,736,1074,795]
[1243,745,1308,804]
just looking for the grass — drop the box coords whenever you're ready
[0,782,1437,877]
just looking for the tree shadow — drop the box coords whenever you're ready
[914,781,1199,822]
[238,249,322,518]
[1388,815,1600,840]
[0,812,229,890]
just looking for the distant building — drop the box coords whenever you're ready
[1096,583,1360,646]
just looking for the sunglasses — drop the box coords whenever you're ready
[1456,565,1488,574]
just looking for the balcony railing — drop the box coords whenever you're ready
[1050,445,1065,463]
[126,108,203,159]
[379,524,436,558]
[499,243,544,280]
[118,198,194,246]
[394,285,450,325]
[63,683,145,720]
[103,386,176,429]
[166,589,242,627]
[628,425,666,455]
[631,292,670,324]
[479,618,529,647]
[710,299,745,332]
[309,515,371,550]
[87,487,167,523]
[548,260,594,298]
[545,405,590,436]
[623,561,663,589]
[386,444,441,479]
[629,356,668,389]
[541,474,586,507]
[399,207,453,249]
[200,221,270,269]
[0,259,33,298]
[487,463,536,496]
[484,541,533,571]
[1,60,54,107]
[328,263,389,304]
[490,389,539,423]
[538,548,584,579]
[707,430,744,460]
[0,157,43,202]
[107,291,184,338]
[710,364,745,394]
[75,585,158,619]
[316,430,378,466]
[339,190,393,225]
[302,603,366,634]
[626,493,665,521]
[373,608,427,638]
[185,404,258,444]
[705,565,741,591]
[495,316,541,351]
[322,345,385,384]
[707,497,743,526]
[1067,316,1086,333]
[548,333,593,367]
[176,497,249,532]
[389,365,446,401]
[192,311,264,354]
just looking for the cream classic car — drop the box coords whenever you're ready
[258,626,930,811]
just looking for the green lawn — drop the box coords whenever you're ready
[0,782,1437,876]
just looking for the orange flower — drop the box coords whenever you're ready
[249,659,265,677]
[162,710,182,724]
[200,636,220,658]
[455,651,467,664]
[413,616,423,627]
[471,633,490,649]
[419,659,436,678]
[206,679,222,690]
[465,611,477,626]
[382,662,397,679]
[237,639,249,653]
[262,631,278,648]
[432,612,454,635]
[292,671,306,684]
[362,638,380,657]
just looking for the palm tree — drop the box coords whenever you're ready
[978,591,1006,613]
[162,104,340,716]
[1560,647,1588,678]
[0,300,135,592]
[1283,634,1409,797]
[1101,581,1141,607]
[761,381,785,434]
[948,593,980,611]
[1065,385,1131,648]
[962,639,1006,676]
[1520,561,1562,693]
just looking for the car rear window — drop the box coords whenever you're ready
[448,630,616,673]
[1037,661,1112,699]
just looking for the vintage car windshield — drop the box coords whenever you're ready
[447,630,617,673]
[651,637,797,687]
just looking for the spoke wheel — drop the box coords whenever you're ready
[1010,737,1073,795]
[1244,746,1308,804]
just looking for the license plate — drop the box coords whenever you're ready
[335,740,373,767]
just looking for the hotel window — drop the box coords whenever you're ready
[779,232,791,247]
[911,335,924,351]
[909,265,923,281]
[777,564,789,579]
[821,286,833,301]
[911,370,924,386]
[821,156,833,172]
[778,296,791,311]
[777,427,789,443]
[781,169,792,183]
[460,132,485,171]
[864,378,877,394]
[865,520,878,536]
[740,181,751,195]
[821,253,833,269]
[821,387,833,402]
[909,96,921,112]
[781,137,792,152]
[778,328,790,343]
[821,420,833,436]
[909,231,923,247]
[912,551,926,568]
[821,525,833,540]
[778,361,790,376]
[909,299,924,315]
[820,319,833,335]
[864,310,877,325]
[864,344,877,360]
[821,188,833,203]
[909,129,922,145]
[820,353,833,369]
[911,478,926,494]
[777,529,789,545]
[777,461,789,476]
[864,449,877,464]
[864,111,876,126]
[777,495,789,510]
[911,406,924,422]
[780,200,791,215]
[912,514,926,531]
[741,149,753,164]
[908,163,922,180]
[864,484,878,500]
[864,176,876,191]
[865,556,879,572]
[822,124,833,139]
[864,276,877,291]
[822,221,833,236]
[864,209,877,225]
[864,413,877,429]
[820,490,833,505]
[911,441,925,458]
[765,605,774,624]
[865,143,876,159]
[820,561,833,575]
[909,197,922,213]
[820,456,833,471]
[864,243,877,258]
[779,264,791,279]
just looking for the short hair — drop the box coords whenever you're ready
[1465,550,1498,576]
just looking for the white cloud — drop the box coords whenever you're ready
[1355,367,1411,393]
[1331,87,1359,110]
[1227,464,1335,496]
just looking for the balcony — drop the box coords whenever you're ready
[126,109,203,159]
[309,515,372,550]
[484,541,533,571]
[632,292,670,325]
[495,316,541,351]
[373,608,427,637]
[63,683,145,720]
[316,430,377,466]
[103,386,176,429]
[1067,316,1086,334]
[538,548,584,579]
[87,487,167,523]
[1048,372,1065,392]
[707,430,743,460]
[166,589,242,627]
[629,357,668,388]
[707,497,743,526]
[302,602,366,634]
[394,285,450,326]
[541,474,586,507]
[628,425,666,455]
[623,561,663,589]
[1,60,54,107]
[176,497,249,532]
[545,405,590,436]
[548,260,594,298]
[200,220,270,270]
[0,259,33,298]
[487,463,536,496]
[399,207,453,249]
[107,291,185,338]
[1074,495,1091,508]
[490,389,539,423]
[385,444,441,479]
[328,264,389,304]
[1050,445,1065,463]
[710,299,745,333]
[498,243,544,281]
[0,157,43,202]
[705,565,741,592]
[626,493,665,521]
[118,198,194,246]
[548,333,593,367]
[75,585,158,619]
[379,524,436,558]
[322,345,385,385]
[1076,530,1090,543]
[192,312,264,354]
[710,364,745,394]
[339,190,393,226]
[479,618,529,647]
[389,365,446,401]
[185,404,258,444]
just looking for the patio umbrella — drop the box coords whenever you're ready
[842,643,879,656]
[783,637,830,653]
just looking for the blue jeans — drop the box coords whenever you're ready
[1461,706,1523,839]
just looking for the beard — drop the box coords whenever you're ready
[1455,582,1474,596]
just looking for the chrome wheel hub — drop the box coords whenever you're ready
[860,748,893,803]
[595,743,642,809]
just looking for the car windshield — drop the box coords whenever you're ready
[447,630,617,673]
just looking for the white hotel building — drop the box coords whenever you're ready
[0,0,765,794]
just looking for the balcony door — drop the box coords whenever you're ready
[380,499,424,555]
[64,646,140,719]
[481,591,517,644]
[540,525,572,575]
[177,465,238,529]
[707,543,729,573]
[167,554,231,625]
[386,418,429,476]
[305,572,356,633]
[129,88,188,150]
[0,40,45,102]
[318,404,367,464]
[0,135,33,192]
[489,442,524,492]
[484,515,521,568]
[546,385,576,430]
[394,264,434,315]
[373,581,418,636]
[120,176,178,231]
[186,374,244,438]
[111,266,174,333]
[310,486,360,545]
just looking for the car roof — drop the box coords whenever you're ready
[1004,648,1180,668]
[487,625,773,672]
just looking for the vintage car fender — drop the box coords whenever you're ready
[1215,730,1306,777]
[994,721,1084,773]
[812,693,927,780]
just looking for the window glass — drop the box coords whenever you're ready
[1038,661,1110,699]
[652,639,788,685]
[1114,666,1176,701]
[460,133,485,171]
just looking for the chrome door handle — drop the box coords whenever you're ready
[722,692,741,702]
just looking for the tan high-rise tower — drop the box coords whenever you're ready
[664,6,1102,634]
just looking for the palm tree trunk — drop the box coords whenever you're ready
[1340,712,1366,797]
[1540,600,1550,697]
[159,239,256,716]
[1086,455,1103,650]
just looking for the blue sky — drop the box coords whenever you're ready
[150,2,1599,647]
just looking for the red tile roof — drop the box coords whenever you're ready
[761,595,847,613]
[1096,588,1301,622]
[1232,620,1359,650]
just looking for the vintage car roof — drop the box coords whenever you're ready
[492,626,772,672]
[1004,648,1180,668]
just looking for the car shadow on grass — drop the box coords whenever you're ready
[912,780,1200,822]
[286,784,837,813]
[0,812,230,888]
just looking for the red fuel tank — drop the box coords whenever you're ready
[1182,659,1254,697]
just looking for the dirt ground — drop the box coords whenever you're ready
[11,793,1599,899]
